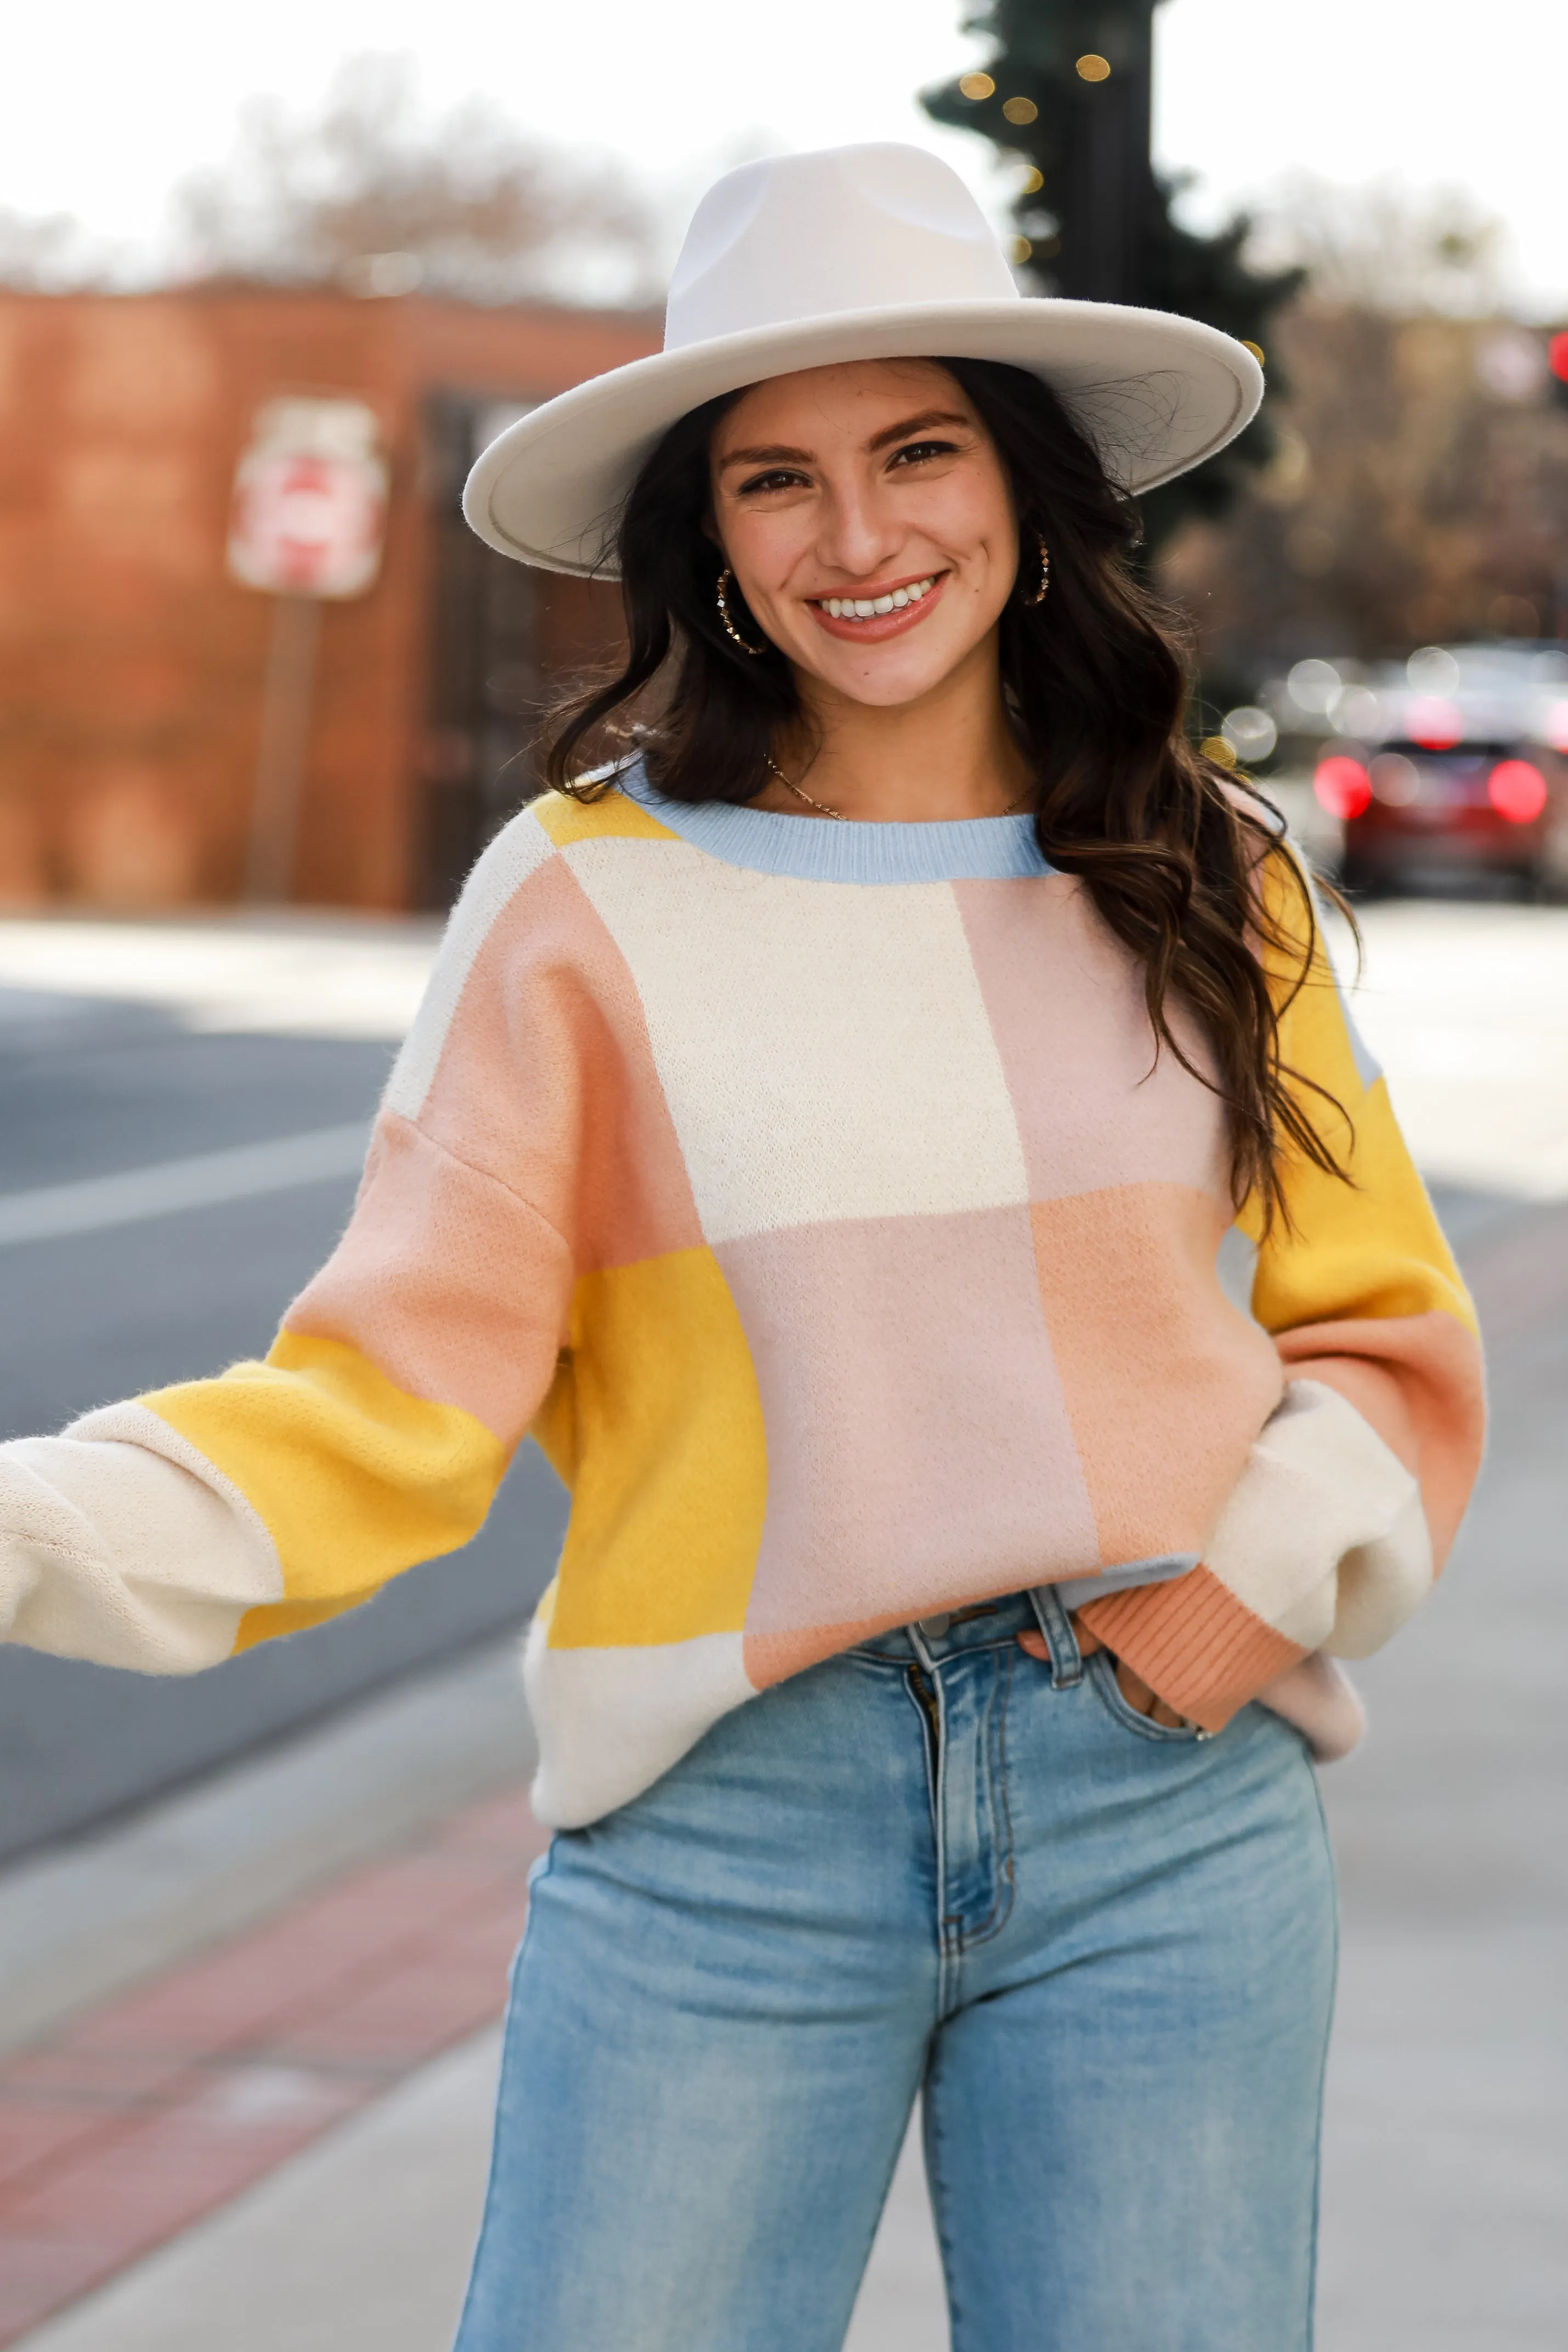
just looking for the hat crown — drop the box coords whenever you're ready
[665,144,1018,352]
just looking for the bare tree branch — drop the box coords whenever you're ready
[172,55,657,306]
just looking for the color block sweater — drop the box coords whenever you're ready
[0,775,1485,1826]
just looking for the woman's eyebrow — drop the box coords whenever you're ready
[867,409,970,451]
[716,442,814,472]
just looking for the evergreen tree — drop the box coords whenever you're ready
[924,1,1303,553]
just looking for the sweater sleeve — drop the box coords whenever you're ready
[1075,843,1485,1734]
[0,809,578,1674]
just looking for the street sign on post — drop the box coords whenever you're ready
[228,398,388,902]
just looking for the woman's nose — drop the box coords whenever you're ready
[815,487,901,581]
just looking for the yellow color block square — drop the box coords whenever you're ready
[542,1247,767,1647]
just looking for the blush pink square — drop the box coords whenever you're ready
[716,1206,1101,1684]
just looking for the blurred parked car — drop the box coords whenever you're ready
[1254,643,1568,897]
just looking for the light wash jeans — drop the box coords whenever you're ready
[454,1590,1337,2351]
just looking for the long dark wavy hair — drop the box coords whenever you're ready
[542,357,1348,1226]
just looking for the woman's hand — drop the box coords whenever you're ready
[1111,1658,1191,1731]
[1017,1627,1191,1729]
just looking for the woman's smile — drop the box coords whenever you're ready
[807,570,947,642]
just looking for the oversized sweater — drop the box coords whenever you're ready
[0,774,1485,1826]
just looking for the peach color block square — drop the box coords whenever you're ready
[1028,1184,1284,1568]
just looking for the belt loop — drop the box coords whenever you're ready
[905,1618,938,1675]
[1027,1584,1083,1687]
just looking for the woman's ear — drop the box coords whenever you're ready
[700,511,722,549]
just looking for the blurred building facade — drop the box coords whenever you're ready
[0,291,656,912]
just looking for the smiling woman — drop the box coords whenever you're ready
[0,140,1484,2352]
[541,342,1341,1224]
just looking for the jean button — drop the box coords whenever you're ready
[918,1612,952,1638]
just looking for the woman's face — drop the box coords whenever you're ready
[708,359,1021,711]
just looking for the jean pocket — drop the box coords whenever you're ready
[1086,1648,1209,1745]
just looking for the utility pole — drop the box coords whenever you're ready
[1053,2,1157,304]
[924,1,1303,552]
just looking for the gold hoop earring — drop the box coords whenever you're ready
[1022,536,1050,607]
[716,567,768,655]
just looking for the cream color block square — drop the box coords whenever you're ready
[524,1619,755,1828]
[562,839,1029,1243]
[1203,1378,1428,1649]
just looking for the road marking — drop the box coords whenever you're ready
[0,1124,370,1248]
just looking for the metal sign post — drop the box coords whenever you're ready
[244,594,323,902]
[227,398,388,903]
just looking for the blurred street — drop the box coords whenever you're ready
[0,896,1562,2346]
[0,920,567,1864]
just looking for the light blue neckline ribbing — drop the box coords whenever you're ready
[615,757,1052,886]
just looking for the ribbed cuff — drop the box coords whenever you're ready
[1075,1565,1305,1732]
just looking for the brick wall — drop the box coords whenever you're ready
[0,290,656,911]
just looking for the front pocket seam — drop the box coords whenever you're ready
[1086,1649,1205,1744]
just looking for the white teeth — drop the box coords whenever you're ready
[819,577,935,620]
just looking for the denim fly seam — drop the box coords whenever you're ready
[884,1605,1063,2005]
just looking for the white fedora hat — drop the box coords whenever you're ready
[464,142,1264,577]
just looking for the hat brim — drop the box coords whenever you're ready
[463,297,1264,576]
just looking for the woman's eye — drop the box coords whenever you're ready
[890,439,959,469]
[737,468,807,495]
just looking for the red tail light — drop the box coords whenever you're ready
[1487,759,1548,823]
[1314,755,1372,819]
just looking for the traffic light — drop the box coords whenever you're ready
[1550,332,1568,412]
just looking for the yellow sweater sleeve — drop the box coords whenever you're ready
[1244,846,1484,1563]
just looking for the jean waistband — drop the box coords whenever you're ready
[853,1592,1042,1666]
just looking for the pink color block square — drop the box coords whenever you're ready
[718,1206,1101,1678]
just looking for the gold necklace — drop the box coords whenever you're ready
[763,755,1031,822]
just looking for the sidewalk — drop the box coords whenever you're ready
[0,1787,537,2342]
[0,1637,547,2345]
[0,1648,946,2352]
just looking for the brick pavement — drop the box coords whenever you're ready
[0,1786,545,2342]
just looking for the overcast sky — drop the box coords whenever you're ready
[4,0,1564,314]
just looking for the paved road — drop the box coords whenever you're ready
[0,948,567,1864]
